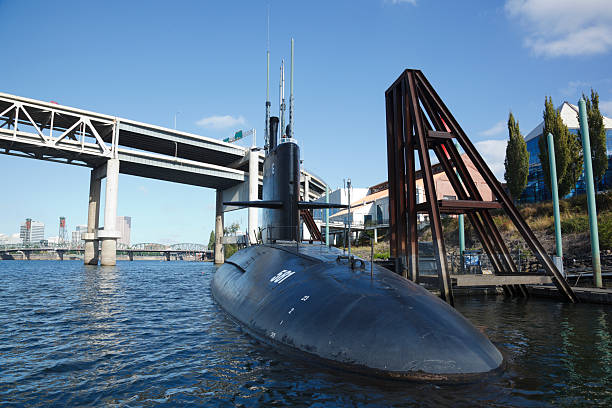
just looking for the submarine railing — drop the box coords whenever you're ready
[259,226,327,246]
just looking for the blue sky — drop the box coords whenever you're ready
[1,0,611,244]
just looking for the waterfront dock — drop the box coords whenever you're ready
[528,285,612,305]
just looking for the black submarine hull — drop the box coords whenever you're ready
[211,243,503,381]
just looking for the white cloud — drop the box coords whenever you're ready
[600,100,612,117]
[505,0,612,57]
[474,139,508,181]
[196,115,246,129]
[385,0,417,5]
[479,120,506,137]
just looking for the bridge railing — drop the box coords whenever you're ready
[0,93,116,164]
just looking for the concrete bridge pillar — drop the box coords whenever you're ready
[57,250,64,261]
[128,251,134,261]
[165,252,171,261]
[83,170,101,265]
[248,148,258,244]
[99,158,121,266]
[304,175,310,201]
[215,189,224,264]
[24,250,31,261]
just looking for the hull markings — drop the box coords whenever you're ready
[270,269,295,284]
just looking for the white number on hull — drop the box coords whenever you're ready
[270,269,295,285]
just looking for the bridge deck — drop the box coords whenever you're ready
[0,91,326,196]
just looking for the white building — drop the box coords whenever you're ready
[19,219,44,244]
[71,225,87,245]
[117,216,132,246]
[0,233,22,245]
[311,187,369,222]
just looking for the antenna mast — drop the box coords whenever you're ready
[264,6,271,154]
[279,59,286,140]
[288,38,294,139]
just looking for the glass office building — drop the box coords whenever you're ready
[519,102,612,203]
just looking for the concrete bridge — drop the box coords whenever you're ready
[0,92,326,265]
[0,242,213,261]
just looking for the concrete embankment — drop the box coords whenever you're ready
[1,253,210,262]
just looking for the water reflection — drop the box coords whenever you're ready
[1,261,610,407]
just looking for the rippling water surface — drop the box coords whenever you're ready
[1,260,611,407]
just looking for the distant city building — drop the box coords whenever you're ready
[311,187,369,222]
[520,102,612,203]
[0,233,22,245]
[19,219,45,244]
[309,154,495,243]
[47,236,60,245]
[72,225,87,245]
[117,216,131,246]
[58,216,67,244]
[312,153,492,227]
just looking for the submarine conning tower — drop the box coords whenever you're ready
[262,115,300,243]
[223,38,342,244]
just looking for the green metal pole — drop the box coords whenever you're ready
[325,186,330,246]
[547,132,563,259]
[459,215,464,252]
[578,98,602,288]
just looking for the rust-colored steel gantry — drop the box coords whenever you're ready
[385,69,578,305]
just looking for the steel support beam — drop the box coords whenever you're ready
[393,84,408,278]
[405,72,454,305]
[385,91,399,259]
[402,83,418,283]
[414,70,576,302]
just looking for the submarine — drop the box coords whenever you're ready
[211,41,503,381]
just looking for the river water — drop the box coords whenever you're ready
[1,260,611,407]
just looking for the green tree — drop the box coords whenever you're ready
[224,222,240,235]
[538,97,583,198]
[580,89,608,188]
[504,112,529,200]
[207,230,215,250]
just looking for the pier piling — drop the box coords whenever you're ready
[83,170,101,265]
[99,158,120,266]
[215,189,224,264]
